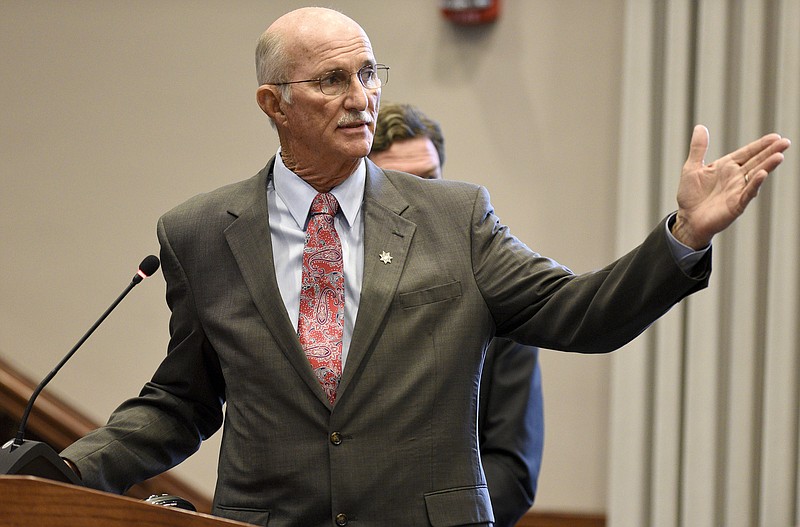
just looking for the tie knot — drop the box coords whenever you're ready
[310,193,339,217]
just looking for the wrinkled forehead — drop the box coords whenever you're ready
[291,25,376,76]
[276,9,376,76]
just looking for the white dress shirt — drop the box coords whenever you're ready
[268,151,365,369]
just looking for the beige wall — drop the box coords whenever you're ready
[0,1,623,514]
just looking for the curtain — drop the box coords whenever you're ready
[609,1,800,526]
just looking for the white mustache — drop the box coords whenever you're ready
[338,111,372,127]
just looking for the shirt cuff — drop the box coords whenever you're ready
[665,213,710,271]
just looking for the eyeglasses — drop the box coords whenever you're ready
[268,64,389,96]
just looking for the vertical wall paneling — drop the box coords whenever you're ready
[651,1,693,525]
[761,2,800,524]
[608,1,659,525]
[610,1,800,526]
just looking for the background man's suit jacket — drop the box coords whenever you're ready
[62,158,710,527]
[479,338,543,527]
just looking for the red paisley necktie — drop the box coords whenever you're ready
[298,193,344,405]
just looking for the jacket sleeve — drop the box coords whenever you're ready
[470,186,711,352]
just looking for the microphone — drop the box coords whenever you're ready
[0,255,160,485]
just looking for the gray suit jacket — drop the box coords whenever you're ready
[62,158,710,527]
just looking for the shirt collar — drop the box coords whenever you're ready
[273,149,366,230]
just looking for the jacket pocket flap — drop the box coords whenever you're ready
[399,281,462,308]
[424,485,494,526]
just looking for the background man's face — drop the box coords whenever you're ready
[369,136,442,179]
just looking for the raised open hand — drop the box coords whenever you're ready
[671,124,791,249]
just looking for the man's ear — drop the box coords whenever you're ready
[256,84,285,124]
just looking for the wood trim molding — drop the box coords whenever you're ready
[0,355,213,513]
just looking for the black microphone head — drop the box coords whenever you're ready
[132,255,160,284]
[139,255,160,277]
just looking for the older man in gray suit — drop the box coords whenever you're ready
[62,7,790,527]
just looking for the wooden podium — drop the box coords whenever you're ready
[0,476,255,527]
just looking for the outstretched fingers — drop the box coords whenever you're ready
[731,133,790,175]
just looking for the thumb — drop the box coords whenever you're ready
[686,124,710,168]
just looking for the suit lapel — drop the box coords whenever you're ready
[223,161,329,404]
[223,160,417,408]
[337,163,416,398]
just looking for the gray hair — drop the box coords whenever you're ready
[255,29,294,103]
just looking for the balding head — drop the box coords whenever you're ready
[256,8,369,89]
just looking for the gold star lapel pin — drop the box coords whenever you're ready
[379,251,393,264]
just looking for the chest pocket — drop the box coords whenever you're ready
[399,281,462,309]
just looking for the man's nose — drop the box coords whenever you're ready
[343,74,369,111]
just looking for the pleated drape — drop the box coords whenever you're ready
[609,1,800,526]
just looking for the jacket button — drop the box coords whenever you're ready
[335,513,348,526]
[330,431,343,445]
